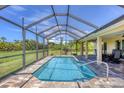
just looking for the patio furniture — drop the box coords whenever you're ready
[109,49,116,60]
[110,49,121,64]
[102,54,110,62]
[119,50,124,62]
[102,49,121,63]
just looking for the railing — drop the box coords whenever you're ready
[0,54,23,59]
[79,60,109,80]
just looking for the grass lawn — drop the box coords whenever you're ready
[49,49,94,55]
[49,50,61,55]
[0,50,43,78]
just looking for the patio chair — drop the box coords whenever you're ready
[111,49,121,64]
[112,49,117,56]
[102,54,109,62]
[119,50,124,63]
[108,49,116,61]
[120,50,124,58]
[102,50,110,62]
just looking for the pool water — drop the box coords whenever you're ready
[33,57,96,82]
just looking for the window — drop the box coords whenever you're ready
[103,42,107,54]
[115,40,120,50]
[122,40,124,50]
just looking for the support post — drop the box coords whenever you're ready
[43,38,45,58]
[76,41,78,55]
[93,40,97,55]
[36,26,39,61]
[97,36,102,63]
[47,39,49,56]
[80,42,84,55]
[22,17,26,68]
[60,37,63,55]
[85,41,88,59]
[70,40,72,55]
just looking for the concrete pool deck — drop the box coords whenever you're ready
[0,56,124,88]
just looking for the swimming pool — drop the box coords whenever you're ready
[33,56,96,82]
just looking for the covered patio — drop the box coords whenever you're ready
[79,15,124,63]
[0,5,124,88]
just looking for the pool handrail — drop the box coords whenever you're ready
[79,60,109,80]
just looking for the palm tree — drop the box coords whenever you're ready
[0,37,7,42]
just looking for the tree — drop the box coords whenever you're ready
[0,37,7,42]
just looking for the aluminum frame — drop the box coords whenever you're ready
[3,5,119,40]
[45,30,81,38]
[47,31,79,40]
[47,33,78,40]
[38,24,87,36]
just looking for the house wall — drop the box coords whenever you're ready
[82,18,124,41]
[103,36,124,54]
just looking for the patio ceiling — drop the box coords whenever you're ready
[0,5,124,41]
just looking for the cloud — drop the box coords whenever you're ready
[49,35,73,44]
[43,26,63,36]
[41,25,62,36]
[41,20,52,26]
[49,38,61,44]
[43,31,51,36]
[49,39,55,42]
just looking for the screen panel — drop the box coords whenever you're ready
[0,19,23,78]
[70,5,124,27]
[56,16,67,25]
[53,5,68,14]
[0,5,53,25]
[68,17,95,33]
[28,17,56,33]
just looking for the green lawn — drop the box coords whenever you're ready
[0,50,43,78]
[0,50,37,57]
[49,50,61,55]
[49,49,94,55]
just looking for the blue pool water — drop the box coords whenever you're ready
[33,57,96,82]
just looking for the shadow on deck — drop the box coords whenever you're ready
[76,55,124,80]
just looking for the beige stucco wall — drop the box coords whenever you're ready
[103,36,124,54]
[81,18,124,56]
[82,19,124,41]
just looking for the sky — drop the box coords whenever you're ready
[0,5,124,43]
